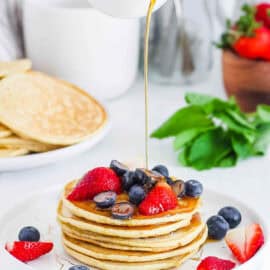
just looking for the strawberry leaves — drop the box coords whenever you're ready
[151,93,270,170]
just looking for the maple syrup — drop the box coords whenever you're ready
[64,181,200,220]
[144,0,156,168]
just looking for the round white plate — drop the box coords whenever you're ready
[0,116,111,172]
[0,186,268,270]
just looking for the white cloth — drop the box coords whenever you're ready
[0,0,24,61]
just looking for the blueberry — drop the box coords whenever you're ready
[207,215,230,240]
[185,180,203,198]
[110,160,129,176]
[152,165,169,177]
[112,202,134,220]
[18,226,40,242]
[69,266,90,270]
[218,206,242,229]
[165,177,174,186]
[121,171,135,191]
[129,185,146,205]
[171,180,185,198]
[134,169,150,185]
[93,191,116,209]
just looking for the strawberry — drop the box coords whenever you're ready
[138,182,178,215]
[197,256,236,270]
[216,4,270,61]
[256,3,270,28]
[5,241,53,262]
[67,167,121,201]
[225,224,264,263]
[233,27,270,60]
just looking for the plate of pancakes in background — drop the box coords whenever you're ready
[0,59,110,171]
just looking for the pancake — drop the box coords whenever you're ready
[0,136,58,152]
[60,214,204,251]
[64,244,200,270]
[0,124,12,138]
[0,148,29,157]
[0,59,32,78]
[62,227,207,262]
[63,181,201,226]
[0,71,107,145]
[58,202,192,238]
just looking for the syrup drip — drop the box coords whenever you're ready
[144,0,156,169]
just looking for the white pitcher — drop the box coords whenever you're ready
[88,0,167,18]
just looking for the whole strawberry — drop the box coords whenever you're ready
[233,26,270,60]
[138,182,178,215]
[256,3,270,28]
[216,4,270,61]
[197,256,236,270]
[5,241,53,262]
[67,167,121,201]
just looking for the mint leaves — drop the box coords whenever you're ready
[151,93,270,170]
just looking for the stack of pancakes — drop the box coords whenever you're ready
[0,59,107,157]
[58,181,208,270]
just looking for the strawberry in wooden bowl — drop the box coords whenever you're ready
[217,3,270,112]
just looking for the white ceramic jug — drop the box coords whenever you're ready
[88,0,167,18]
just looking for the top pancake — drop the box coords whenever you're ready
[0,72,107,145]
[63,181,201,227]
[0,59,32,78]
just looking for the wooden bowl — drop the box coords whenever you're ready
[222,50,270,112]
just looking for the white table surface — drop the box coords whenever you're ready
[0,51,269,269]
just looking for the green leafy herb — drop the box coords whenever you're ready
[151,93,270,170]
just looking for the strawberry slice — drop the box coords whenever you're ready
[245,224,265,261]
[67,167,121,201]
[138,182,178,215]
[225,224,264,263]
[5,241,53,262]
[197,256,236,270]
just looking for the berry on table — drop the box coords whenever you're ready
[218,206,242,229]
[207,215,230,240]
[18,226,40,242]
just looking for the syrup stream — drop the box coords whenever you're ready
[144,0,156,169]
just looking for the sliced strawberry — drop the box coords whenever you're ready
[225,224,264,263]
[225,226,246,263]
[245,224,265,261]
[5,241,53,262]
[197,256,236,270]
[67,167,121,201]
[138,182,178,215]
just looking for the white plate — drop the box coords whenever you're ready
[0,116,111,172]
[0,186,268,270]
